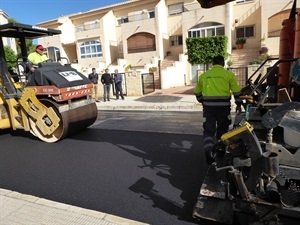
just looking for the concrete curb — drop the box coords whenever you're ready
[97,105,202,111]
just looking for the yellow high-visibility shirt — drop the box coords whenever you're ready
[194,65,242,106]
[28,51,48,65]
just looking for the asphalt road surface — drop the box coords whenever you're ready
[0,111,298,225]
[0,111,208,225]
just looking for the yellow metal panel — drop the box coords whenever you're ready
[19,87,60,135]
[221,121,254,142]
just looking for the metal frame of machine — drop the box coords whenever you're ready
[193,59,300,224]
[192,1,300,224]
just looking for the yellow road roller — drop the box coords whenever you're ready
[0,22,97,143]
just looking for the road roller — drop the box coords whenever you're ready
[0,22,97,143]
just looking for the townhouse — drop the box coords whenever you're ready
[0,10,16,53]
[0,0,297,91]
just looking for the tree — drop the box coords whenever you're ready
[186,35,228,68]
[8,18,16,23]
[8,17,35,57]
[17,39,36,57]
[4,46,17,69]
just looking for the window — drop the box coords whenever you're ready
[117,16,129,25]
[188,22,225,38]
[170,35,183,46]
[149,10,155,18]
[168,3,183,15]
[47,47,60,62]
[127,32,156,54]
[80,40,102,59]
[236,26,254,38]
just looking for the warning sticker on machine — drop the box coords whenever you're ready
[59,71,83,82]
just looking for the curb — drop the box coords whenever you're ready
[96,102,203,111]
[97,106,202,111]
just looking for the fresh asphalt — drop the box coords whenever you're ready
[0,86,206,225]
[0,112,208,225]
[1,85,298,225]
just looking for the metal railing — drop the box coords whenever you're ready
[228,67,248,87]
[128,45,156,54]
[75,23,100,32]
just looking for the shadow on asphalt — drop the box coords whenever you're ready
[68,127,213,225]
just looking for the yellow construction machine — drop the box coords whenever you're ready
[0,23,97,143]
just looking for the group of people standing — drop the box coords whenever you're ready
[88,68,125,102]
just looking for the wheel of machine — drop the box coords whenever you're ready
[29,99,97,143]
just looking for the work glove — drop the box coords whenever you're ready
[195,94,203,103]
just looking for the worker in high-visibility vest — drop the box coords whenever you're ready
[194,55,243,164]
[27,45,48,72]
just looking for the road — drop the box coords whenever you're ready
[0,110,298,225]
[0,110,210,225]
[95,110,202,135]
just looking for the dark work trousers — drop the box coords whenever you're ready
[103,84,111,101]
[115,82,124,99]
[202,106,231,151]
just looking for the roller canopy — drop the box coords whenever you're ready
[197,0,235,8]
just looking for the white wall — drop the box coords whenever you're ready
[58,17,76,44]
[161,54,187,89]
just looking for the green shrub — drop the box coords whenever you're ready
[186,35,228,65]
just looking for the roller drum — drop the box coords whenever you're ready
[30,99,97,143]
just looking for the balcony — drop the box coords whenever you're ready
[117,10,155,25]
[128,45,156,54]
[75,22,101,41]
[75,22,100,32]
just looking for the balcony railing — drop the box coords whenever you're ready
[118,11,155,25]
[75,23,100,32]
[128,45,156,54]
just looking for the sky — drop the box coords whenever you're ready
[0,0,125,25]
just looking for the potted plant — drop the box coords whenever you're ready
[235,37,247,49]
[226,60,233,67]
[149,67,157,73]
[124,64,132,72]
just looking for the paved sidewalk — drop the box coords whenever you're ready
[95,85,237,111]
[96,85,202,111]
[0,188,149,225]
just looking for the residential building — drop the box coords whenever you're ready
[1,0,297,90]
[0,10,17,53]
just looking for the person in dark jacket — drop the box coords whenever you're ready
[113,69,125,100]
[101,68,113,102]
[88,68,99,102]
[194,55,242,164]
